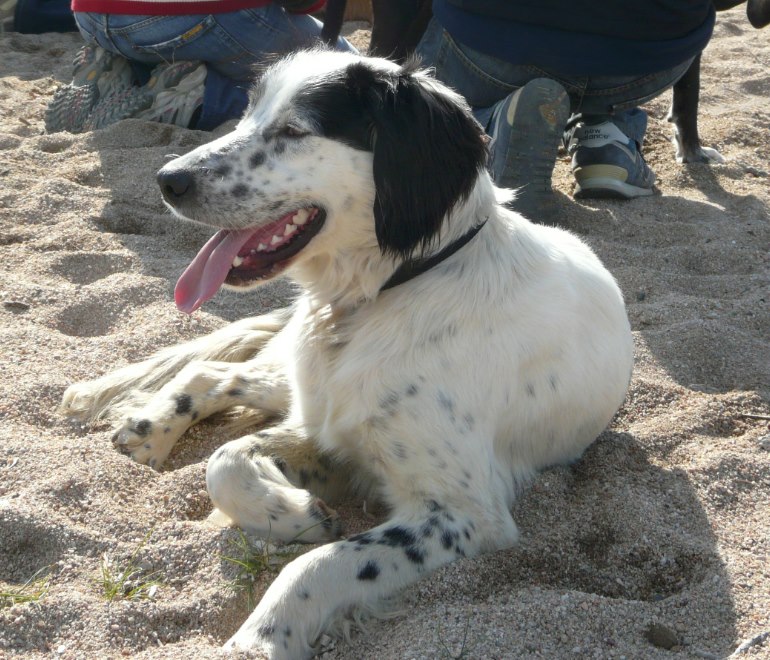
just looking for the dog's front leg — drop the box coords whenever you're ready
[112,357,289,468]
[225,506,486,659]
[206,426,356,542]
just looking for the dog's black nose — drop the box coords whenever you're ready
[158,169,195,201]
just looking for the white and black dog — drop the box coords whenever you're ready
[61,50,634,658]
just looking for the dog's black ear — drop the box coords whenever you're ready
[346,62,488,258]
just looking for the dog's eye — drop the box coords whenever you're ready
[281,125,308,138]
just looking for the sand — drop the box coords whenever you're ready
[1,11,769,660]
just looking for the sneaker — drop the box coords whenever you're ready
[566,120,656,199]
[45,45,133,133]
[489,78,569,219]
[85,60,206,131]
[135,61,206,128]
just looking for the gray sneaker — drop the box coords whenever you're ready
[86,60,206,131]
[135,61,206,128]
[566,120,656,199]
[45,45,134,133]
[489,78,569,219]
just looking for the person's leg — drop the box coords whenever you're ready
[415,19,569,219]
[558,61,694,199]
[416,19,694,204]
[55,9,358,133]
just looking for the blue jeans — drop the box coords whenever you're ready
[416,18,693,146]
[74,8,357,130]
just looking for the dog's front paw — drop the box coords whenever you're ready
[677,144,726,164]
[59,380,102,420]
[224,623,305,660]
[112,416,175,469]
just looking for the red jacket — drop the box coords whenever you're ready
[71,0,325,16]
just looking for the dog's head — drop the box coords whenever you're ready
[158,50,487,313]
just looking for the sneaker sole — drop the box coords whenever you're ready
[86,86,153,131]
[45,83,98,133]
[499,78,569,193]
[574,177,655,199]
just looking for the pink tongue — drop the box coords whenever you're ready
[174,228,257,314]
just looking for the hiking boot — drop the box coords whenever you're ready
[566,120,656,199]
[489,78,569,220]
[135,61,206,128]
[45,45,133,133]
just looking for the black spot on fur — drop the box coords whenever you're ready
[258,624,275,637]
[231,183,249,198]
[392,442,408,460]
[406,384,419,396]
[299,590,310,600]
[380,526,416,548]
[191,410,199,421]
[214,163,232,176]
[380,391,401,415]
[250,151,266,168]
[549,374,559,391]
[174,394,193,415]
[133,419,152,437]
[227,388,244,397]
[427,499,442,512]
[274,140,286,154]
[526,383,536,397]
[357,561,380,581]
[283,627,292,637]
[437,391,455,413]
[404,546,425,564]
[441,530,453,550]
[463,528,472,540]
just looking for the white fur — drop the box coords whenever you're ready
[61,51,633,659]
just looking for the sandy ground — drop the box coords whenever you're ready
[1,11,769,660]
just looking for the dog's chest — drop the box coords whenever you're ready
[291,303,420,455]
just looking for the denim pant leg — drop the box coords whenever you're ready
[75,9,357,129]
[416,17,692,148]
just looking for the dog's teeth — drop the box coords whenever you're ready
[271,235,282,246]
[257,243,267,252]
[232,256,243,268]
[284,224,297,236]
[293,209,310,226]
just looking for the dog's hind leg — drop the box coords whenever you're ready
[206,426,360,543]
[60,308,291,424]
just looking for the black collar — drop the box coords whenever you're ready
[379,219,488,292]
